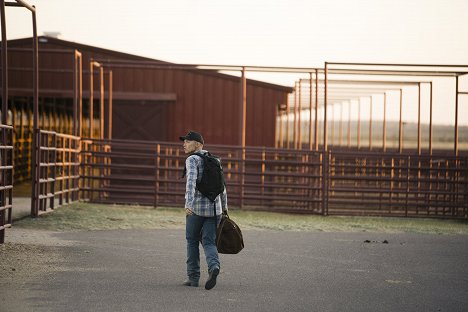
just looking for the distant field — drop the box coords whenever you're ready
[291,121,468,151]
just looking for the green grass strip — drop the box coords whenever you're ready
[14,202,468,235]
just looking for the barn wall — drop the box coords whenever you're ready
[6,37,291,147]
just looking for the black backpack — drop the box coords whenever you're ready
[191,152,225,202]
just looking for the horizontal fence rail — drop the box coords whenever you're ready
[31,129,80,216]
[80,138,468,219]
[327,151,468,218]
[0,124,14,243]
[80,139,324,213]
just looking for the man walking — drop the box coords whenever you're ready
[180,131,228,290]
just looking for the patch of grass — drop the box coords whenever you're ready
[14,203,186,231]
[229,210,468,235]
[13,202,468,235]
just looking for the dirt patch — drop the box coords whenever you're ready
[0,228,78,287]
[0,242,58,280]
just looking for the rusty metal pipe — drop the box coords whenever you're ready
[7,0,35,11]
[239,67,246,208]
[314,69,319,151]
[78,52,83,138]
[309,72,313,150]
[293,82,298,149]
[239,67,246,147]
[89,60,104,139]
[327,68,458,77]
[73,53,77,136]
[89,61,94,138]
[398,89,403,153]
[98,59,323,73]
[454,76,459,156]
[73,51,83,136]
[32,7,38,131]
[429,82,433,155]
[285,97,290,149]
[383,93,387,152]
[325,61,468,68]
[100,67,104,140]
[369,96,373,150]
[417,82,421,155]
[1,1,7,125]
[108,70,113,140]
[298,80,302,149]
[0,0,6,243]
[324,63,328,151]
[301,78,422,86]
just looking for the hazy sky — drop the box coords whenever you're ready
[8,0,468,66]
[7,0,468,125]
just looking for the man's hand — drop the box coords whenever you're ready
[185,208,194,215]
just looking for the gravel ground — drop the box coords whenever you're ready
[1,228,79,281]
[0,228,75,312]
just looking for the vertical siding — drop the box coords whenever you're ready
[7,39,290,147]
[213,77,223,143]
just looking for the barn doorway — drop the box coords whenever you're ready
[112,100,170,141]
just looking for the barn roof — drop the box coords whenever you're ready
[7,36,293,93]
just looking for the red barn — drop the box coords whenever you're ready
[5,36,291,147]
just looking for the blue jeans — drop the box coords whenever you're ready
[185,214,220,282]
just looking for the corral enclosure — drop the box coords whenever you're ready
[1,30,468,247]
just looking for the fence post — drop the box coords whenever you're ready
[31,129,41,217]
[0,126,5,243]
[405,155,410,217]
[239,147,245,209]
[50,132,57,210]
[154,144,160,208]
[322,151,329,216]
[98,141,104,201]
[452,158,458,217]
[75,137,80,201]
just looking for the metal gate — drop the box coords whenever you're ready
[30,129,81,217]
[0,124,13,243]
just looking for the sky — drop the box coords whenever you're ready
[6,0,468,126]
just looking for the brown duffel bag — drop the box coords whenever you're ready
[216,213,244,254]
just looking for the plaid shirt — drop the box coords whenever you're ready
[184,150,228,217]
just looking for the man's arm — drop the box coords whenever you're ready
[184,156,198,213]
[221,187,228,213]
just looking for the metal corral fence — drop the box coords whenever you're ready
[81,138,467,218]
[30,129,80,217]
[80,138,323,213]
[326,150,468,217]
[0,124,13,243]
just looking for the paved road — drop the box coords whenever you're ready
[1,229,468,312]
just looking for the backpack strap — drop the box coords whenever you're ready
[181,151,206,178]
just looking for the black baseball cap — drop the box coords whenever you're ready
[179,131,204,144]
